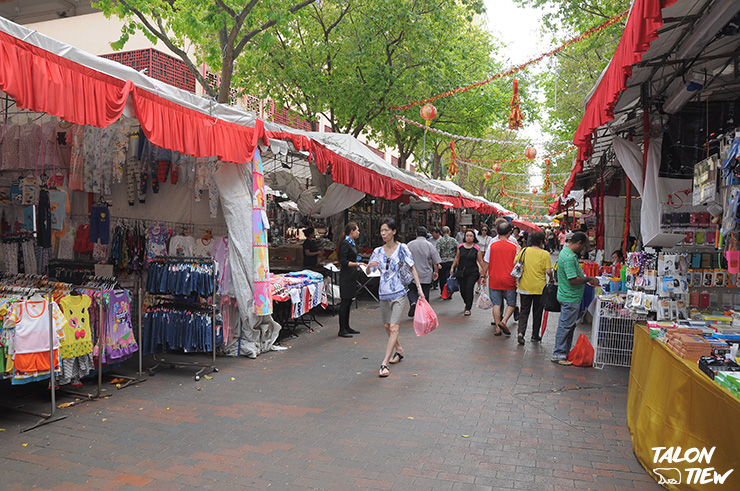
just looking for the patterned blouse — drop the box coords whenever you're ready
[369,243,415,301]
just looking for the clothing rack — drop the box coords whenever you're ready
[0,284,66,432]
[146,256,218,381]
[107,275,147,390]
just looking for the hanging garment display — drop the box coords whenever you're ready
[145,260,215,298]
[143,304,222,355]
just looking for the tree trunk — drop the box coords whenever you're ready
[218,49,235,104]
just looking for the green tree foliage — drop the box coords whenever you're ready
[513,0,631,175]
[243,0,537,173]
[92,0,318,103]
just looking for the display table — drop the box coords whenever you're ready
[628,324,740,489]
[270,272,327,337]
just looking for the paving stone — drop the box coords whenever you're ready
[0,296,660,490]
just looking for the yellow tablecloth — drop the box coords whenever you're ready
[628,324,740,489]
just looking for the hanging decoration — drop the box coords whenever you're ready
[389,10,629,111]
[394,115,573,146]
[462,147,575,165]
[525,147,537,159]
[508,79,524,130]
[492,163,501,173]
[420,103,437,127]
[528,197,533,211]
[448,141,458,177]
[532,187,538,194]
[484,171,492,180]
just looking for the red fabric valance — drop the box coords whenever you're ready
[566,0,677,197]
[0,29,267,164]
[0,29,130,127]
[266,130,498,211]
[132,87,267,163]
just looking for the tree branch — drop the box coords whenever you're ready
[234,0,317,56]
[119,0,217,97]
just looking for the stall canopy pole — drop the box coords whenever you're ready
[641,83,650,190]
[624,133,634,254]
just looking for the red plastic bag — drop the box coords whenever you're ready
[441,284,453,299]
[413,297,438,336]
[567,334,594,367]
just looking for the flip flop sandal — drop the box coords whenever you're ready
[379,365,390,377]
[494,330,503,336]
[389,352,404,364]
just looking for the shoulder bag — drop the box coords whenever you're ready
[511,247,527,280]
[543,282,561,312]
[398,245,414,286]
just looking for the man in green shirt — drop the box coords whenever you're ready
[552,232,599,365]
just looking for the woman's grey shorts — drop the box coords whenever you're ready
[381,296,409,325]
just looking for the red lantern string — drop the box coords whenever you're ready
[389,10,629,112]
[463,147,575,164]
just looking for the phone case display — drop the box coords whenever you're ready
[625,252,690,320]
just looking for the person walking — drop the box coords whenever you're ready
[436,226,457,298]
[450,229,485,316]
[515,231,553,345]
[337,222,362,338]
[481,221,518,336]
[455,225,468,244]
[558,229,567,251]
[406,226,441,317]
[367,218,424,378]
[477,225,493,257]
[428,227,441,289]
[551,232,600,365]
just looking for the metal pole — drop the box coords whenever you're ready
[48,292,56,416]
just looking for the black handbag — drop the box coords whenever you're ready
[543,283,561,312]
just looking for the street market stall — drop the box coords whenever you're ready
[558,0,740,488]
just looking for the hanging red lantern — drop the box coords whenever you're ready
[492,163,501,173]
[532,187,538,194]
[484,171,492,180]
[525,147,537,159]
[508,79,524,130]
[549,192,556,199]
[420,104,437,126]
[520,198,526,206]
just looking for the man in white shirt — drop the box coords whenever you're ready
[455,225,468,244]
[407,226,441,316]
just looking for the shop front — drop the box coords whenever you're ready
[558,0,740,488]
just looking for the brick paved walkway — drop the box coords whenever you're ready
[0,292,660,490]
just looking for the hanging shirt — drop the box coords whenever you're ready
[4,298,68,373]
[58,295,94,359]
[169,235,195,257]
[194,236,215,257]
[49,189,69,231]
[146,223,171,263]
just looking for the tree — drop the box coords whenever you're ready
[93,0,318,103]
[513,0,631,176]
[242,0,517,170]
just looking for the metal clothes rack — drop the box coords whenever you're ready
[0,284,66,432]
[146,256,218,381]
[108,274,147,389]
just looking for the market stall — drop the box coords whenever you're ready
[557,0,740,488]
[0,12,283,399]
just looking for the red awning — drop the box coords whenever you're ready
[565,0,677,196]
[0,28,268,164]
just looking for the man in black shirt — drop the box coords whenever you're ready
[302,227,321,267]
